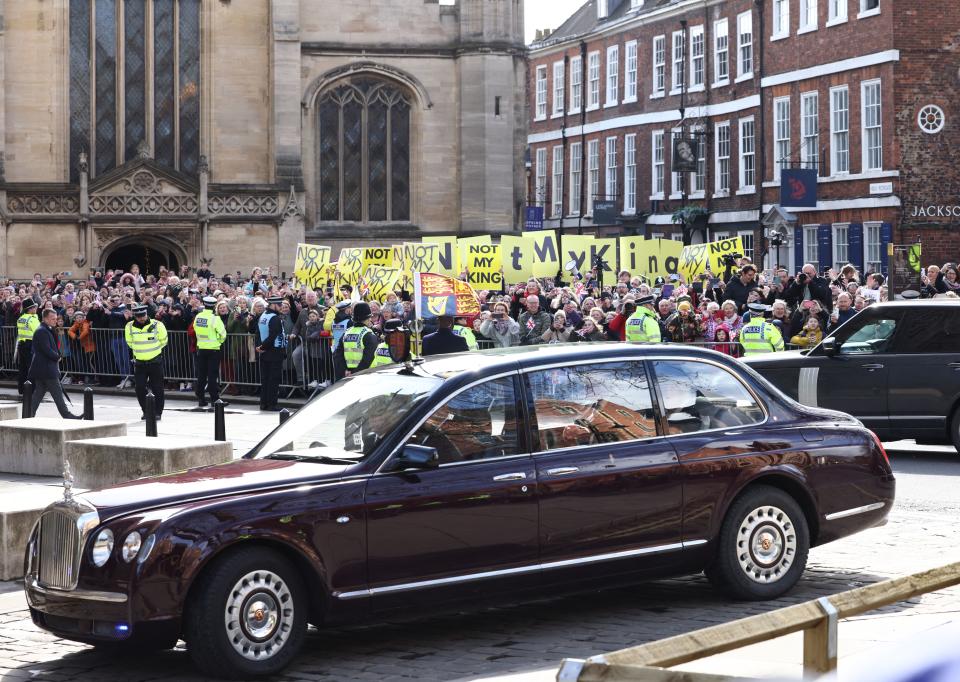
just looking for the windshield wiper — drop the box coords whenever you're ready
[263,453,359,465]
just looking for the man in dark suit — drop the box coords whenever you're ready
[422,316,469,357]
[29,309,81,419]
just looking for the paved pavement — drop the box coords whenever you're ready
[0,393,958,681]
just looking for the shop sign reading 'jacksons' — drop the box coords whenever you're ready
[911,205,960,218]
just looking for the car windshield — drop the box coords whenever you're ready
[248,373,443,461]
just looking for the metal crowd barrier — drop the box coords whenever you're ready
[0,326,336,398]
[0,325,801,399]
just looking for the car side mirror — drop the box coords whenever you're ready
[821,337,837,356]
[392,444,439,471]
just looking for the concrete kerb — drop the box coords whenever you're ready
[0,418,128,477]
[64,435,234,490]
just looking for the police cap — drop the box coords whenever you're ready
[747,302,768,314]
[637,294,656,307]
[267,296,284,306]
[352,301,372,323]
[22,299,37,310]
[383,319,404,333]
[202,296,217,309]
[132,304,149,316]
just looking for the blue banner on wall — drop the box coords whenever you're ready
[780,169,818,208]
[524,206,544,231]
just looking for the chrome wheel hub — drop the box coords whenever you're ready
[224,570,293,661]
[736,505,796,584]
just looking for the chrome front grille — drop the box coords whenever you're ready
[36,502,99,591]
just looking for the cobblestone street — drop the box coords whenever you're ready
[1,442,958,682]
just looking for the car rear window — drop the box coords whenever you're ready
[651,360,765,434]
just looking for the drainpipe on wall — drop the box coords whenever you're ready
[561,53,569,235]
[755,0,768,270]
[577,40,587,237]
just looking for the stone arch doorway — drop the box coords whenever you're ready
[99,235,188,276]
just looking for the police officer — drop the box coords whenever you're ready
[452,316,479,351]
[740,302,785,356]
[125,304,168,420]
[193,296,227,409]
[330,300,353,382]
[336,302,379,374]
[256,296,287,411]
[625,295,662,343]
[16,299,40,394]
[370,319,405,368]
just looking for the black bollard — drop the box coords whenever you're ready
[83,387,94,421]
[214,399,226,442]
[145,391,158,437]
[22,380,34,419]
[279,408,291,425]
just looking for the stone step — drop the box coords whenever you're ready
[64,435,234,490]
[0,403,21,421]
[0,418,127,476]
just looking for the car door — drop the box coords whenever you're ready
[525,360,685,583]
[648,359,775,550]
[364,373,539,612]
[885,307,960,439]
[806,309,904,436]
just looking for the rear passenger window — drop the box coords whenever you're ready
[526,362,658,451]
[652,361,764,434]
[892,310,960,353]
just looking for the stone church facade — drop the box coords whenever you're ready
[0,0,526,278]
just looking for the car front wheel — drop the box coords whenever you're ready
[184,548,307,679]
[707,485,810,600]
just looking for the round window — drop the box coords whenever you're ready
[918,105,945,134]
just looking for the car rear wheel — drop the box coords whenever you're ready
[708,485,810,600]
[184,548,307,679]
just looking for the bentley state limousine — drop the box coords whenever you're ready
[24,344,895,678]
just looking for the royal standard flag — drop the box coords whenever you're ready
[413,272,481,320]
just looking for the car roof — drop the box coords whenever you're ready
[866,300,960,309]
[410,343,731,379]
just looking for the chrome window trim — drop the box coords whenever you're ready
[522,355,769,455]
[333,539,707,600]
[374,369,523,475]
[824,502,885,521]
[25,574,128,603]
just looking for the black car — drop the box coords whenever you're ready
[745,301,960,452]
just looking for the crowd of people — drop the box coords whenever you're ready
[0,256,957,391]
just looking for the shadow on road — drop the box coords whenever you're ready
[4,567,909,682]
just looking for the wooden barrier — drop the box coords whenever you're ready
[557,560,960,682]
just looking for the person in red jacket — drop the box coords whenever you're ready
[606,301,635,341]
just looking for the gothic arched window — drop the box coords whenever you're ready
[318,78,411,223]
[70,0,201,181]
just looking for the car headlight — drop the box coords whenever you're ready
[121,531,142,563]
[91,529,114,567]
[137,533,156,565]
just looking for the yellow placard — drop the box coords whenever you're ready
[293,243,331,289]
[617,237,683,280]
[361,246,394,273]
[364,265,401,302]
[421,236,458,277]
[457,236,492,277]
[405,242,439,275]
[500,234,532,284]
[679,236,744,280]
[524,230,560,278]
[336,247,365,286]
[561,235,617,277]
[706,236,745,273]
[464,242,503,289]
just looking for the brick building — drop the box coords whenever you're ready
[527,0,960,275]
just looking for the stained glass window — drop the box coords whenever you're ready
[178,0,201,174]
[69,0,91,183]
[317,78,412,223]
[94,0,117,176]
[70,0,201,178]
[123,0,146,163]
[153,0,175,168]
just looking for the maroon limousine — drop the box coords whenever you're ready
[24,344,895,678]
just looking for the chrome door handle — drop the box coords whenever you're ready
[861,364,884,370]
[949,362,960,368]
[545,467,580,476]
[492,472,526,482]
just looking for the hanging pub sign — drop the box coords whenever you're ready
[593,200,619,225]
[672,137,699,173]
[888,243,923,299]
[779,168,818,208]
